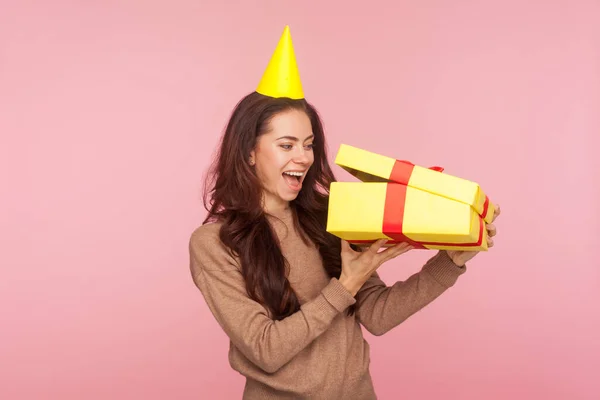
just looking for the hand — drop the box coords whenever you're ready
[446,204,501,266]
[339,239,414,296]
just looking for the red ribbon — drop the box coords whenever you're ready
[482,196,490,220]
[382,184,426,249]
[388,159,444,184]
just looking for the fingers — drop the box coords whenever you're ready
[388,242,413,256]
[340,239,353,254]
[376,242,413,263]
[367,238,389,254]
[493,204,501,222]
[485,221,497,248]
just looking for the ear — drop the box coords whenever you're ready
[249,149,255,166]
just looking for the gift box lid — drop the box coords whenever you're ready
[334,143,495,224]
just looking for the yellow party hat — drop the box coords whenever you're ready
[256,25,304,99]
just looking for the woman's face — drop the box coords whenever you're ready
[250,108,315,213]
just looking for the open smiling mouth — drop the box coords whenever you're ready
[283,171,304,191]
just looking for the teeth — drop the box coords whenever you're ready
[283,171,304,177]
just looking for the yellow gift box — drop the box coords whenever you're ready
[334,144,495,224]
[326,182,487,251]
[326,144,493,251]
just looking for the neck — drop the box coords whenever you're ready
[262,196,292,218]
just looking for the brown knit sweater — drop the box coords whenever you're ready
[189,210,466,399]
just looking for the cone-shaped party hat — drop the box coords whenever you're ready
[256,25,304,99]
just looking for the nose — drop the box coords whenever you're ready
[292,148,311,165]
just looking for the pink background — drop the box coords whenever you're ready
[2,1,599,399]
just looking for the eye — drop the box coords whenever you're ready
[280,144,293,150]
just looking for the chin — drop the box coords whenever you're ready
[277,183,303,202]
[280,192,300,202]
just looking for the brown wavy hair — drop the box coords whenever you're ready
[201,91,355,320]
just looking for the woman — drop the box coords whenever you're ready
[189,26,499,399]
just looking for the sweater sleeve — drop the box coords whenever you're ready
[354,250,466,336]
[188,225,357,374]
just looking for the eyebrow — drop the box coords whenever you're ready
[276,135,314,141]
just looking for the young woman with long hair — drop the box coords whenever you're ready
[189,26,499,399]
